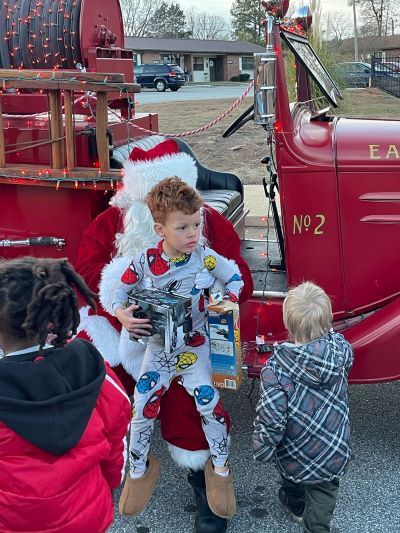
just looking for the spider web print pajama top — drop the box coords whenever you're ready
[112,240,243,475]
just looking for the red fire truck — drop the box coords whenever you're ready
[0,0,399,384]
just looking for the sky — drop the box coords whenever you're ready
[179,0,354,21]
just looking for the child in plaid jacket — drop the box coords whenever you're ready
[253,282,353,533]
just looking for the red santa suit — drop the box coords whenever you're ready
[74,139,253,470]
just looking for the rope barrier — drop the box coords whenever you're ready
[109,80,255,138]
[0,80,254,157]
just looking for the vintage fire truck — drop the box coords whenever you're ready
[0,0,399,384]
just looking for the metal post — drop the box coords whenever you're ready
[352,0,359,61]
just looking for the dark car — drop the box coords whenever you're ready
[336,62,371,88]
[336,61,399,88]
[134,64,186,92]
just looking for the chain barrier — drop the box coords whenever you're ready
[111,80,254,138]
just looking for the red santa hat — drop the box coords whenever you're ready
[112,139,198,207]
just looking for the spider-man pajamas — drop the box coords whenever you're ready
[112,240,243,476]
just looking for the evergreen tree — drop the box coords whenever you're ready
[230,0,264,45]
[148,2,192,38]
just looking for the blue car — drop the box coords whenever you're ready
[336,61,399,88]
[134,63,186,92]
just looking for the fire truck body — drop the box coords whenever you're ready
[238,1,400,383]
[0,0,156,263]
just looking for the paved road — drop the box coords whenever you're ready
[135,84,253,104]
[110,378,400,533]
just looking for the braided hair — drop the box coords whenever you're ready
[0,257,96,349]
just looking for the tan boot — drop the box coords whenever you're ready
[204,458,237,519]
[118,455,160,516]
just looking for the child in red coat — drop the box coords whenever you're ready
[0,257,131,533]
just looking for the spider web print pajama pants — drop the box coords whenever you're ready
[128,338,229,476]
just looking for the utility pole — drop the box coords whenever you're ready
[352,0,359,61]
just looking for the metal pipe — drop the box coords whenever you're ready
[265,15,275,50]
[352,0,359,61]
[0,237,65,248]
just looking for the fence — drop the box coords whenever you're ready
[371,53,400,98]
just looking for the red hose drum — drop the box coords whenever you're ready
[0,0,124,69]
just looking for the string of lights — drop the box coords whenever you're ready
[0,77,253,188]
[1,0,82,70]
[0,173,121,190]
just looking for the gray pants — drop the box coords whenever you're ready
[129,337,228,476]
[281,475,340,533]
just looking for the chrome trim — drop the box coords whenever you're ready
[230,205,249,226]
[360,192,400,202]
[252,290,287,298]
[242,238,278,243]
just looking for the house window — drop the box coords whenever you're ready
[241,56,254,70]
[132,53,142,66]
[193,57,204,71]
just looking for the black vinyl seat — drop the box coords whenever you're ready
[111,136,246,235]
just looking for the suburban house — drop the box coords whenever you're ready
[124,37,266,82]
[337,35,400,61]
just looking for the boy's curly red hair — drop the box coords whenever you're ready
[146,176,203,223]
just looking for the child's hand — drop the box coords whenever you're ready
[195,267,216,289]
[115,305,153,339]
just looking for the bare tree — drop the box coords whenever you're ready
[350,0,400,37]
[185,9,232,40]
[325,11,353,44]
[120,0,162,36]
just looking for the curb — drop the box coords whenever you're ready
[186,82,250,87]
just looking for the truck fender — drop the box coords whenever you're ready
[343,294,400,383]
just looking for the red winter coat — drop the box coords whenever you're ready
[0,339,131,533]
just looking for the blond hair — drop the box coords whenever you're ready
[283,282,332,344]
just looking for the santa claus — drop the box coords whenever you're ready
[74,139,253,533]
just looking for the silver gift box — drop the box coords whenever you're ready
[128,287,192,353]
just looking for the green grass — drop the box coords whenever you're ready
[334,88,400,119]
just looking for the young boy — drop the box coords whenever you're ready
[253,281,353,533]
[112,177,243,519]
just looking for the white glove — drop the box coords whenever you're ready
[195,267,216,289]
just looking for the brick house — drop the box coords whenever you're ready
[124,37,265,82]
[337,35,400,61]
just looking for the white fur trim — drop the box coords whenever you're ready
[111,152,198,207]
[167,443,210,470]
[78,307,121,366]
[78,306,146,378]
[119,329,145,381]
[99,256,133,314]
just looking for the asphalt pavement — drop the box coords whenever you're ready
[135,83,253,104]
[110,377,400,533]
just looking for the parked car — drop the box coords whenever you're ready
[336,62,371,88]
[134,64,186,92]
[336,61,399,88]
[383,60,400,72]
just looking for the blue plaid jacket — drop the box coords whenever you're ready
[253,331,353,483]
